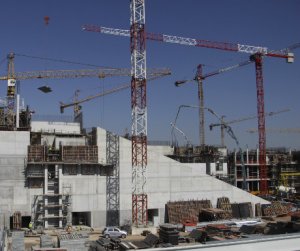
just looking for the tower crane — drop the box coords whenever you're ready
[0,52,170,129]
[83,23,297,194]
[60,74,170,117]
[173,104,247,190]
[129,0,147,226]
[210,108,290,146]
[174,43,298,149]
[175,60,252,148]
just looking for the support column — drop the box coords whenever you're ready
[246,148,249,164]
[44,165,48,229]
[58,165,63,228]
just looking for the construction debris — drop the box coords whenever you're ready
[166,198,254,224]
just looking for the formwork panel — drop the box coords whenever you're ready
[28,145,46,162]
[61,146,98,163]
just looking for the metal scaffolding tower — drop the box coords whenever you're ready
[130,0,148,226]
[106,131,120,226]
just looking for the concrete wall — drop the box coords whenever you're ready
[185,163,228,177]
[31,121,81,134]
[89,127,268,228]
[0,131,34,227]
[0,127,269,229]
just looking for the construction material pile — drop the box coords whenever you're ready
[159,224,179,245]
[40,234,53,248]
[166,197,254,224]
[166,200,212,224]
[188,223,242,243]
[58,232,89,251]
[12,231,25,251]
[260,201,291,216]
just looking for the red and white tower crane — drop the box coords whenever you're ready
[130,0,148,226]
[82,25,295,195]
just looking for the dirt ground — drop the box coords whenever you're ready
[8,230,147,250]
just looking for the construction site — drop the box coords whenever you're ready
[0,1,300,250]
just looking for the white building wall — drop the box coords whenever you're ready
[0,127,269,229]
[0,131,33,226]
[88,127,269,227]
[54,136,86,147]
[31,121,81,134]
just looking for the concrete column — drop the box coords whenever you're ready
[257,166,260,191]
[58,164,63,228]
[234,151,237,163]
[77,164,81,176]
[16,94,20,128]
[246,148,249,164]
[246,166,249,179]
[234,151,237,186]
[44,165,48,229]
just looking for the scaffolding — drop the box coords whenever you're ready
[27,145,99,164]
[229,149,300,193]
[27,144,99,228]
[106,131,120,226]
[32,192,71,229]
[169,145,224,163]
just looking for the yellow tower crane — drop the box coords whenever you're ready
[0,52,170,129]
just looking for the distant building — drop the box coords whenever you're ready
[228,148,300,193]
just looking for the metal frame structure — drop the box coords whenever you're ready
[175,60,252,147]
[252,53,267,193]
[130,0,148,226]
[106,131,120,226]
[83,16,297,198]
[196,65,205,147]
[83,25,269,54]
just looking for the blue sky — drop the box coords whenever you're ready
[0,0,299,150]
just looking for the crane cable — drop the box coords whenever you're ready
[13,53,121,70]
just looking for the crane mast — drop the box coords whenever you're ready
[196,65,205,147]
[130,0,148,226]
[252,53,267,194]
[175,60,252,147]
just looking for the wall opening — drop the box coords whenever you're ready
[72,212,91,227]
[148,209,159,226]
[9,216,31,230]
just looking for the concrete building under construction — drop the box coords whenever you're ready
[228,148,300,194]
[0,115,271,230]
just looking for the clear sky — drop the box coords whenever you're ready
[0,0,299,151]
